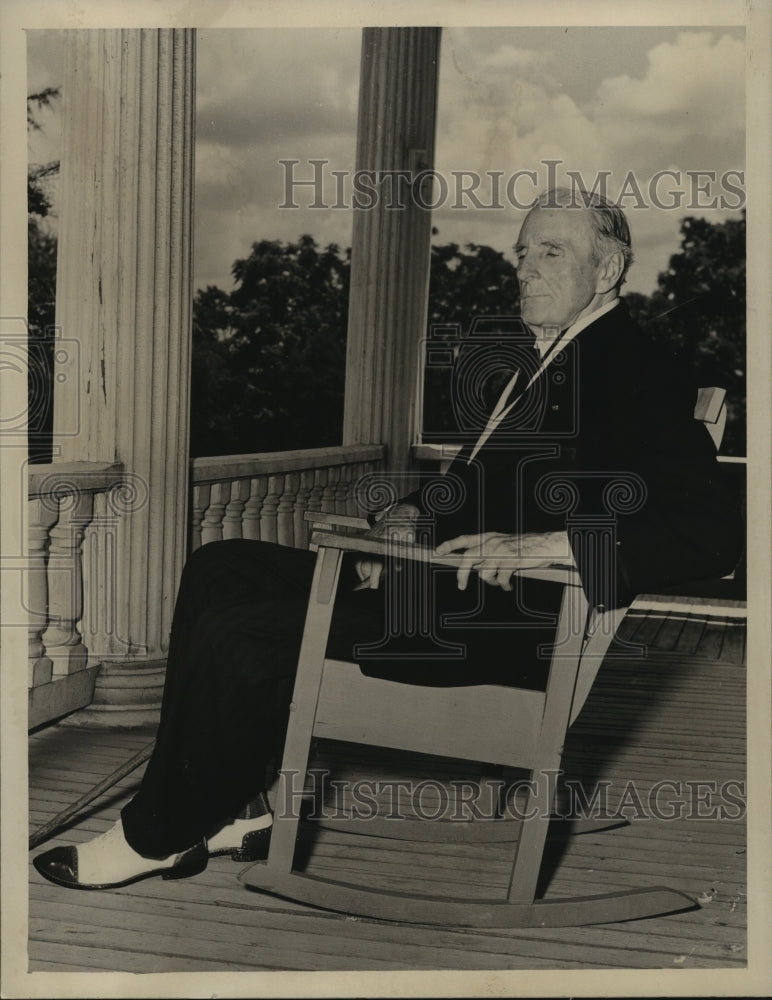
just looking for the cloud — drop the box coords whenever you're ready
[196,28,359,148]
[428,27,745,294]
[26,27,744,298]
[596,32,744,127]
[193,29,360,290]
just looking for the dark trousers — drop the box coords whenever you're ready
[121,538,561,857]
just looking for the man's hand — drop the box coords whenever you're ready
[354,503,421,590]
[435,531,575,591]
[365,503,421,543]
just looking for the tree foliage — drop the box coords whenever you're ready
[190,236,350,456]
[190,236,525,456]
[27,88,61,218]
[427,239,520,328]
[27,88,60,463]
[625,213,746,455]
[422,240,521,439]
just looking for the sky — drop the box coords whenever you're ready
[27,24,746,297]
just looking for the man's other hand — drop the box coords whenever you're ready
[354,503,421,590]
[435,531,575,591]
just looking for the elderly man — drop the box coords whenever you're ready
[34,190,741,890]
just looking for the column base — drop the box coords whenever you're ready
[61,659,167,728]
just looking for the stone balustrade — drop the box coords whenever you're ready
[27,445,385,728]
[27,462,125,728]
[189,445,386,552]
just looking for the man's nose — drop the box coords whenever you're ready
[516,250,538,281]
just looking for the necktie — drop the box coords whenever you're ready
[467,331,564,463]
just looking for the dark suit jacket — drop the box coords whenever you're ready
[407,300,743,609]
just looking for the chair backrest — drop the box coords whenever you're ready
[568,384,728,724]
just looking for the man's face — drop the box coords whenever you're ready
[515,206,604,332]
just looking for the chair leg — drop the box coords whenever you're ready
[266,546,343,874]
[505,766,559,903]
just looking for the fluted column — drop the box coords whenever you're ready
[53,29,195,724]
[342,28,441,476]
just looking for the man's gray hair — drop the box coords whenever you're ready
[531,187,634,287]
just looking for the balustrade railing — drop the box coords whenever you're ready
[27,462,124,728]
[26,445,386,728]
[189,445,386,552]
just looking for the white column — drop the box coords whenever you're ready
[343,28,441,476]
[53,29,195,723]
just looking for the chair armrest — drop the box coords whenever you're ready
[309,527,583,588]
[304,511,371,531]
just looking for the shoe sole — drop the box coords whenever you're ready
[32,843,208,891]
[209,826,272,863]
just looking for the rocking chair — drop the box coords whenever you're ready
[239,389,727,928]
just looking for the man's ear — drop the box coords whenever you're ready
[595,249,624,292]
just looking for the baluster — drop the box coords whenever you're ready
[27,497,59,689]
[80,491,118,658]
[277,472,300,547]
[335,467,351,515]
[294,469,315,548]
[260,474,282,544]
[42,489,95,675]
[201,482,230,546]
[223,479,249,540]
[345,462,361,517]
[321,466,339,513]
[351,461,370,519]
[308,468,326,515]
[243,476,268,540]
[190,483,210,552]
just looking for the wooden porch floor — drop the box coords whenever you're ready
[28,601,747,973]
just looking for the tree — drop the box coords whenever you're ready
[427,239,520,329]
[27,88,60,218]
[422,240,521,439]
[189,236,350,456]
[189,236,523,456]
[624,214,746,456]
[27,88,60,463]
